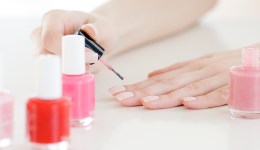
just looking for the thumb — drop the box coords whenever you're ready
[81,24,100,43]
[80,23,113,51]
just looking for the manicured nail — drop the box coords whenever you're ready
[85,51,98,63]
[115,92,134,101]
[83,24,99,41]
[182,97,197,102]
[108,85,126,95]
[142,96,159,102]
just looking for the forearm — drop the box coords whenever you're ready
[93,0,217,54]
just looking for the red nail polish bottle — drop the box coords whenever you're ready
[26,55,70,149]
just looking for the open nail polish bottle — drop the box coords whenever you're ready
[0,55,13,149]
[229,47,260,118]
[26,55,70,149]
[62,35,95,127]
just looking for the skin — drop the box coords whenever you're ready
[111,50,241,109]
[32,0,259,110]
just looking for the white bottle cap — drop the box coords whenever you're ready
[0,54,4,91]
[37,55,61,99]
[62,35,85,75]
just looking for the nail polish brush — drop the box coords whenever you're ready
[99,58,124,80]
[75,28,124,80]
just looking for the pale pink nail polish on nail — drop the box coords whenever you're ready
[108,85,126,95]
[229,47,260,118]
[182,97,197,102]
[142,96,159,102]
[115,92,134,101]
[0,56,13,149]
[62,35,95,127]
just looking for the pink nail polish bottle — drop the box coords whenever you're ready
[62,35,95,127]
[229,47,260,118]
[0,55,13,148]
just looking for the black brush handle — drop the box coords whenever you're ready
[75,28,105,59]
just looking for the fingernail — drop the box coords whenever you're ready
[183,97,197,102]
[85,51,98,63]
[108,85,126,95]
[86,24,99,40]
[142,96,159,102]
[115,92,134,101]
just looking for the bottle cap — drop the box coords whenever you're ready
[62,35,85,75]
[242,47,260,67]
[37,55,61,99]
[0,54,4,91]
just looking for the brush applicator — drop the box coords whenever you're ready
[75,28,124,80]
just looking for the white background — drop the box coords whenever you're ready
[1,0,260,150]
[0,0,260,19]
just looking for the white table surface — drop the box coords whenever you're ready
[1,17,260,150]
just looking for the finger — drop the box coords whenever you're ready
[137,68,217,96]
[85,49,101,74]
[148,54,214,77]
[108,63,211,96]
[31,26,41,44]
[108,73,175,96]
[140,73,228,109]
[87,61,103,74]
[81,24,99,42]
[41,22,64,54]
[113,68,218,107]
[31,27,50,55]
[148,60,193,78]
[85,50,98,64]
[81,23,113,52]
[126,60,215,91]
[182,85,229,109]
[41,10,67,55]
[113,92,142,107]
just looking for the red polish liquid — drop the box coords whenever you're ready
[26,97,70,144]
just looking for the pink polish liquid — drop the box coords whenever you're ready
[0,56,13,148]
[229,47,260,118]
[62,35,95,127]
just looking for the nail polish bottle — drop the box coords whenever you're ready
[26,55,70,149]
[0,55,13,149]
[229,47,260,118]
[62,35,95,127]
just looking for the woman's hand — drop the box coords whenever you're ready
[31,9,117,57]
[109,50,241,109]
